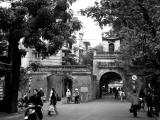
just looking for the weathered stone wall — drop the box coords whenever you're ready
[46,74,64,101]
[26,72,48,96]
[24,66,97,103]
[72,72,93,102]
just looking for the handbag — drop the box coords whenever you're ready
[48,105,54,112]
[48,104,56,115]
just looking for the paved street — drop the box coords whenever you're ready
[42,96,149,120]
[1,96,157,120]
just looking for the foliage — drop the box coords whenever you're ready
[29,61,41,71]
[0,0,81,112]
[81,0,160,68]
[0,0,82,58]
[81,48,94,66]
[63,53,79,65]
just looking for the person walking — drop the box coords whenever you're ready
[119,90,125,101]
[74,88,80,104]
[66,89,71,104]
[129,90,139,117]
[50,88,58,115]
[145,91,153,117]
[114,88,119,99]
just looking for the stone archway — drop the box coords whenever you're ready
[99,72,122,98]
[96,69,126,98]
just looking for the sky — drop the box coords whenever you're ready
[71,0,112,47]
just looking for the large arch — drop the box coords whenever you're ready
[96,69,126,98]
[97,69,125,82]
[99,72,122,97]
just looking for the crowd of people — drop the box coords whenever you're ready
[19,87,60,119]
[128,88,160,119]
[19,86,160,119]
[66,88,80,104]
[111,87,126,101]
[18,87,81,119]
[110,87,160,119]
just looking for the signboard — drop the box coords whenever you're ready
[80,87,88,93]
[132,75,137,81]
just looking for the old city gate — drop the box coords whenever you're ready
[93,37,127,97]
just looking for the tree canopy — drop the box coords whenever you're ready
[0,0,82,59]
[0,0,82,113]
[81,0,160,68]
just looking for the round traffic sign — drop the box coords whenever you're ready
[132,75,137,81]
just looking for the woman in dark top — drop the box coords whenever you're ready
[50,88,58,115]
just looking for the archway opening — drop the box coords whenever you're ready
[99,72,123,98]
[62,75,73,97]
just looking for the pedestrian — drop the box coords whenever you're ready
[66,89,71,104]
[74,88,80,104]
[119,90,125,101]
[50,88,58,115]
[23,93,29,107]
[129,90,139,117]
[114,88,118,99]
[145,91,153,117]
[139,89,145,110]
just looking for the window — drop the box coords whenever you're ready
[109,43,114,53]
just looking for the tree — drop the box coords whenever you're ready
[19,67,29,96]
[81,48,94,66]
[63,53,79,65]
[0,0,81,113]
[81,0,160,68]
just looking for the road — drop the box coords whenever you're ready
[0,96,153,120]
[43,96,149,120]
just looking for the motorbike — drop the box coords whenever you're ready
[24,104,42,120]
[138,97,145,110]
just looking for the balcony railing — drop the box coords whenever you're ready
[97,62,123,68]
[38,65,91,72]
[94,52,121,59]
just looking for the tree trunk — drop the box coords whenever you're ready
[6,34,21,113]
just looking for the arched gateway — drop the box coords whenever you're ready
[27,36,128,102]
[93,36,127,98]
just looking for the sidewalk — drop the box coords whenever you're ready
[0,99,64,120]
[0,111,24,120]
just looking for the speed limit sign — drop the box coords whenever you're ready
[132,75,137,81]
